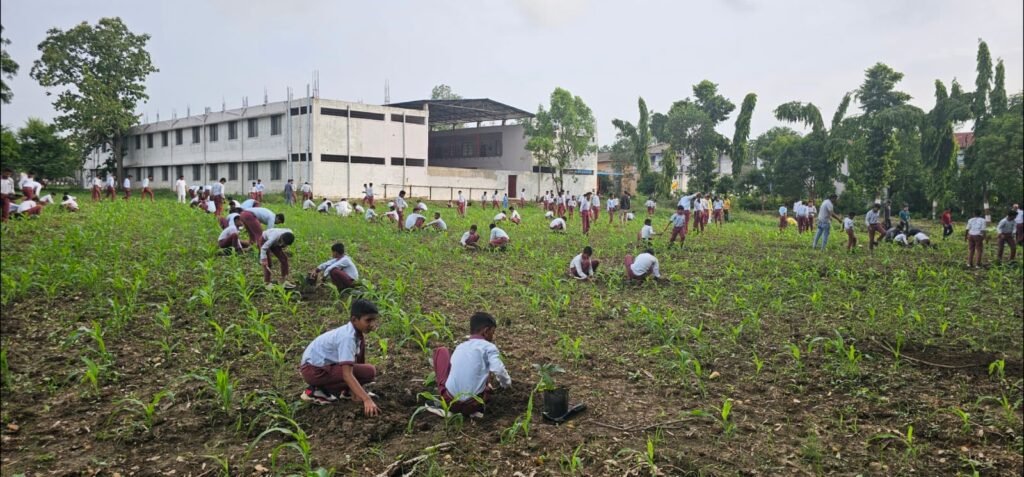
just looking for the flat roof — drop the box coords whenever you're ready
[386,98,534,126]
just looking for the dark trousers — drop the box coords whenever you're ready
[432,347,487,415]
[300,363,376,397]
[263,245,289,283]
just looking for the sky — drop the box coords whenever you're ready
[1,0,1022,146]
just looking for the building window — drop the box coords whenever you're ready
[135,135,141,149]
[147,133,154,148]
[270,115,282,135]
[146,167,154,179]
[161,166,169,181]
[175,129,183,145]
[209,164,218,181]
[228,121,238,140]
[208,124,219,142]
[175,165,184,179]
[161,131,168,147]
[248,118,258,138]
[192,126,200,144]
[270,161,282,180]
[228,163,238,181]
[247,162,259,181]
[192,164,201,181]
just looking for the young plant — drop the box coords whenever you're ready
[248,415,331,475]
[195,368,235,415]
[80,356,104,395]
[988,359,1005,381]
[111,390,173,431]
[558,444,584,475]
[557,333,584,365]
[716,398,736,437]
[949,407,971,434]
[751,352,765,376]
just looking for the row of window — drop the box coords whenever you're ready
[134,116,285,150]
[118,160,288,184]
[430,133,503,160]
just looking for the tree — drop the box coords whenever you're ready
[0,126,19,170]
[664,81,734,192]
[0,25,18,104]
[30,17,158,180]
[772,93,852,200]
[522,87,597,192]
[968,92,1023,208]
[610,97,652,179]
[990,59,1007,116]
[972,40,992,123]
[15,118,79,179]
[650,112,668,143]
[430,84,462,100]
[731,93,757,176]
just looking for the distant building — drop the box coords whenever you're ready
[596,142,733,195]
[954,132,974,167]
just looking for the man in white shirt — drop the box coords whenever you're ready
[865,203,886,250]
[568,246,600,280]
[811,194,842,251]
[260,228,295,288]
[299,299,380,412]
[211,178,226,215]
[488,223,510,249]
[426,212,447,231]
[300,182,313,202]
[0,168,14,222]
[61,194,79,212]
[625,248,661,281]
[122,175,132,200]
[312,242,360,292]
[174,176,187,204]
[429,312,512,417]
[141,175,154,202]
[404,211,426,231]
[677,192,700,233]
[580,192,592,235]
[394,191,408,230]
[995,210,1017,264]
[549,216,567,232]
[456,190,467,217]
[965,209,987,268]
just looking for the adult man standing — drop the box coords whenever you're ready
[677,192,700,233]
[212,178,227,216]
[284,179,296,206]
[812,194,842,250]
[174,175,188,204]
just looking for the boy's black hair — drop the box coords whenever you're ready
[350,299,378,318]
[645,248,655,255]
[644,218,652,225]
[275,213,286,224]
[677,205,684,210]
[229,207,242,214]
[399,190,406,196]
[434,212,441,218]
[331,242,345,255]
[974,209,982,216]
[872,203,880,209]
[509,206,515,211]
[470,224,477,231]
[847,211,855,217]
[489,223,496,229]
[1008,210,1017,218]
[469,312,497,334]
[220,177,226,182]
[281,232,295,246]
[828,193,838,200]
[583,246,593,255]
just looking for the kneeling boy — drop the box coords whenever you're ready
[312,242,359,291]
[299,299,381,415]
[430,312,512,417]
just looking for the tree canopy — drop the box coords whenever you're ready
[0,25,19,104]
[522,87,597,192]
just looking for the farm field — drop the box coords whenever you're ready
[0,193,1021,477]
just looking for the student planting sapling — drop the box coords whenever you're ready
[427,312,512,418]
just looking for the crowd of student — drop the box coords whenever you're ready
[0,169,82,221]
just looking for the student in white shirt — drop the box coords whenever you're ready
[590,193,601,222]
[426,212,447,231]
[122,175,132,200]
[255,179,265,202]
[544,210,555,219]
[965,209,987,268]
[363,183,375,206]
[481,191,489,209]
[625,248,661,281]
[843,212,857,252]
[14,199,43,217]
[488,223,510,249]
[416,201,428,212]
[778,205,788,232]
[209,178,225,214]
[91,175,103,202]
[317,199,333,213]
[865,203,886,250]
[1,168,14,222]
[893,232,910,247]
[493,210,507,222]
[995,210,1017,264]
[404,211,426,231]
[645,197,656,217]
[238,207,285,247]
[354,204,365,214]
[460,224,481,249]
[568,246,600,280]
[20,173,40,200]
[566,196,577,220]
[384,206,399,223]
[913,232,933,249]
[364,205,377,221]
[428,312,511,417]
[60,194,79,212]
[664,205,687,246]
[335,198,353,217]
[793,200,806,233]
[580,192,593,234]
[260,228,296,288]
[394,191,408,229]
[105,174,117,200]
[174,176,188,203]
[300,182,313,201]
[509,206,522,225]
[691,195,707,233]
[712,197,725,227]
[456,190,467,217]
[549,216,567,232]
[491,190,500,209]
[606,196,618,225]
[299,299,381,412]
[217,214,248,254]
[311,242,360,292]
[1014,204,1023,245]
[303,198,316,210]
[638,218,656,245]
[142,175,155,201]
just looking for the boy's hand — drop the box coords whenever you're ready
[363,399,380,416]
[260,259,269,268]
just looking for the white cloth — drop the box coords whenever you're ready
[493,212,507,221]
[123,178,131,189]
[966,217,987,236]
[142,178,150,188]
[404,212,426,229]
[444,337,511,401]
[303,199,316,210]
[1,178,15,195]
[259,228,293,260]
[641,224,655,239]
[489,227,509,241]
[364,208,377,220]
[630,253,660,278]
[843,217,854,231]
[549,217,566,229]
[318,255,359,281]
[778,206,787,216]
[914,232,930,243]
[300,322,362,367]
[16,200,37,213]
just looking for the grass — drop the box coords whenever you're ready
[0,190,1021,475]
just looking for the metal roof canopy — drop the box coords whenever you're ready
[386,98,534,126]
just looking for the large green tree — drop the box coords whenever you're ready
[15,118,79,179]
[522,87,597,192]
[970,92,1024,206]
[972,40,992,123]
[30,17,157,180]
[0,126,19,170]
[771,93,852,199]
[731,93,757,176]
[610,97,652,179]
[0,25,18,104]
[664,80,734,192]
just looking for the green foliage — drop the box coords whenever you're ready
[30,17,158,178]
[731,93,757,176]
[611,97,653,179]
[12,118,80,179]
[522,87,598,192]
[0,25,18,104]
[973,40,993,122]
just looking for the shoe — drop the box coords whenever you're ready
[265,283,275,291]
[469,411,484,419]
[300,387,333,405]
[424,401,449,418]
[281,281,297,289]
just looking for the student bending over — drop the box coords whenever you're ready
[429,312,512,418]
[299,299,381,415]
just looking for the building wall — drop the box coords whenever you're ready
[427,124,532,171]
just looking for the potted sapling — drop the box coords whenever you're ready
[535,363,586,423]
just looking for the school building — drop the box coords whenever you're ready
[100,96,598,201]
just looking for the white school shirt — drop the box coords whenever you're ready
[0,177,13,195]
[607,198,617,211]
[555,195,565,205]
[417,202,428,211]
[248,207,278,228]
[239,198,256,209]
[591,195,600,207]
[569,253,594,278]
[694,199,706,212]
[645,199,656,209]
[259,228,292,259]
[778,206,787,217]
[404,213,425,229]
[204,201,216,213]
[641,224,655,239]
[493,212,507,221]
[489,227,509,241]
[670,213,685,228]
[460,231,474,245]
[996,218,1015,234]
[384,210,399,220]
[91,177,102,189]
[318,255,359,281]
[457,193,466,204]
[481,192,489,202]
[317,201,333,212]
[336,201,352,217]
[511,210,521,221]
[62,197,78,209]
[354,204,365,213]
[1015,209,1023,224]
[444,338,512,401]
[365,186,374,197]
[713,200,724,210]
[544,211,555,218]
[38,194,54,204]
[211,182,223,197]
[580,199,591,212]
[16,200,37,213]
[966,217,987,236]
[123,178,131,189]
[894,233,909,245]
[364,208,377,220]
[807,205,817,217]
[106,176,115,188]
[843,217,854,231]
[255,183,265,192]
[394,196,407,212]
[678,194,697,210]
[18,175,27,188]
[218,224,239,243]
[301,322,362,367]
[630,253,661,278]
[190,196,201,205]
[303,199,316,210]
[914,232,930,243]
[794,201,805,216]
[626,212,635,220]
[300,183,312,193]
[817,200,834,225]
[426,218,447,231]
[865,209,880,226]
[174,179,186,193]
[550,217,566,229]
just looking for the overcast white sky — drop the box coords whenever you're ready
[1,0,1021,145]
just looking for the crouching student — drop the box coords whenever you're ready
[509,206,522,225]
[913,232,934,249]
[217,214,249,254]
[549,215,567,232]
[14,199,43,217]
[260,228,296,289]
[460,225,481,250]
[638,218,656,246]
[404,211,426,231]
[312,242,359,292]
[489,223,510,249]
[568,246,600,280]
[426,212,447,231]
[61,194,79,212]
[364,205,377,222]
[429,312,511,417]
[317,198,333,213]
[384,205,399,223]
[299,299,381,414]
[625,248,662,281]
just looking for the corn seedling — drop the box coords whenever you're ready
[204,454,232,477]
[949,407,971,434]
[407,392,477,435]
[0,347,10,390]
[717,398,736,436]
[751,352,764,376]
[80,356,103,395]
[988,359,1005,381]
[557,333,584,365]
[110,390,172,431]
[500,389,535,444]
[248,414,330,475]
[194,368,235,415]
[410,325,437,356]
[869,424,917,458]
[558,444,584,474]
